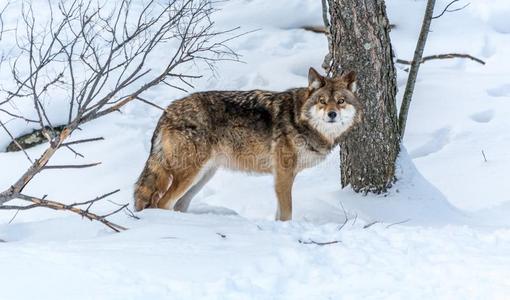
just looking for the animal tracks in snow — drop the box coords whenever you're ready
[469,109,495,123]
[409,127,451,159]
[411,109,496,160]
[487,84,510,98]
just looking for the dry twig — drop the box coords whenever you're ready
[386,218,411,228]
[396,53,485,66]
[481,150,488,163]
[432,0,470,19]
[0,190,126,232]
[298,239,341,246]
[363,220,380,229]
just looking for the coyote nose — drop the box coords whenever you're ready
[327,111,337,119]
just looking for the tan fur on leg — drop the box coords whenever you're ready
[150,175,173,208]
[273,139,297,221]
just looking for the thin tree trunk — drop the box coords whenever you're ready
[327,0,399,193]
[398,0,436,138]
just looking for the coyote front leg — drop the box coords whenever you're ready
[274,141,297,221]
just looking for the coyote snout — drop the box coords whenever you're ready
[134,67,363,220]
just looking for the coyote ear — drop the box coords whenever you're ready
[308,67,325,91]
[342,71,357,93]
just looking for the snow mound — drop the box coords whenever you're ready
[330,148,465,227]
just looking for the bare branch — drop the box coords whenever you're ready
[298,239,341,246]
[62,137,104,146]
[0,108,39,123]
[8,208,21,224]
[109,199,140,220]
[481,150,488,162]
[363,221,380,229]
[301,25,327,34]
[43,162,101,170]
[321,0,332,74]
[396,53,485,66]
[64,145,84,158]
[337,200,350,231]
[1,189,126,232]
[136,96,166,111]
[0,119,33,163]
[432,0,470,19]
[1,193,127,232]
[386,218,411,228]
[0,1,8,41]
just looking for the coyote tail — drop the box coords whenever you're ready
[134,156,172,211]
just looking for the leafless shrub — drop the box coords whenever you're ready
[0,0,239,231]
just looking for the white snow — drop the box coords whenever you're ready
[1,0,510,299]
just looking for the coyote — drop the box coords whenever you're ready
[134,67,363,221]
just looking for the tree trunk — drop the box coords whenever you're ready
[326,0,399,193]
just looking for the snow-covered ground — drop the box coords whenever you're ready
[1,0,510,299]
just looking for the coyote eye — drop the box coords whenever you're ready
[337,98,345,104]
[319,97,326,104]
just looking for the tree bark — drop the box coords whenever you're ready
[327,0,399,193]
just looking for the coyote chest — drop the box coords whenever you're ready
[295,144,330,171]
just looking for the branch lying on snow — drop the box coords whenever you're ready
[481,150,488,163]
[298,239,341,246]
[396,53,485,66]
[300,205,411,246]
[386,219,411,228]
[0,190,126,232]
[362,218,412,229]
[363,221,380,229]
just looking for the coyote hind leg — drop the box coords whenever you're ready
[154,129,212,210]
[174,167,217,212]
[156,161,212,210]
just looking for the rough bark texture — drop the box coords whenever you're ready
[327,0,399,193]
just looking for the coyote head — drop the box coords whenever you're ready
[301,67,363,142]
